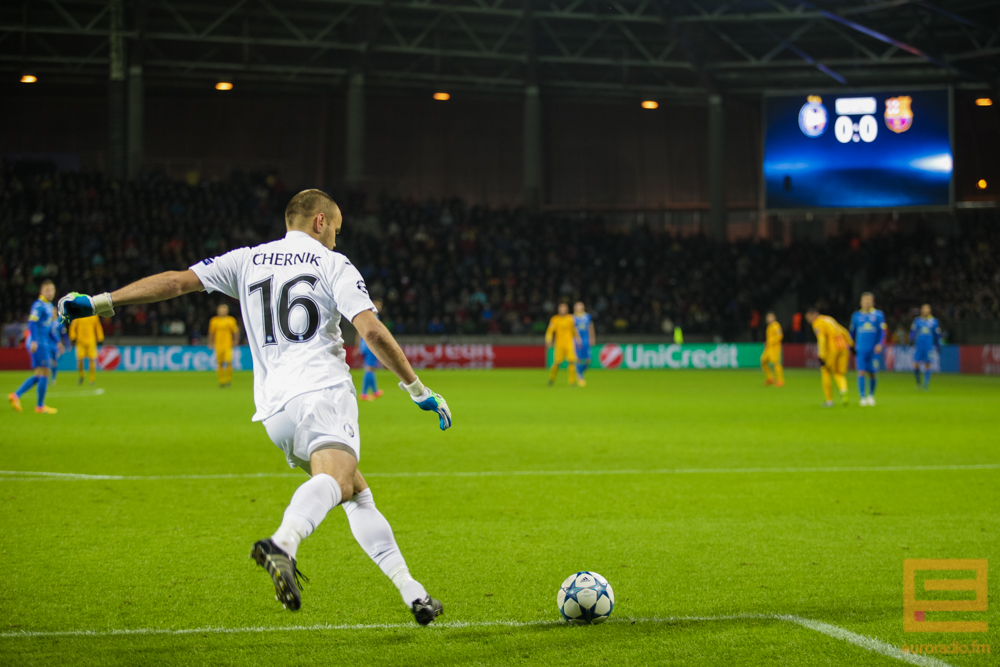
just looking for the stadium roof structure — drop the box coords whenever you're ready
[2,0,999,99]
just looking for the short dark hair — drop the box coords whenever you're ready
[285,189,338,228]
[40,279,54,289]
[766,311,775,317]
[806,307,819,315]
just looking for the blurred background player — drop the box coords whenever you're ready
[8,280,59,414]
[760,311,784,387]
[850,292,887,407]
[49,319,69,383]
[69,315,104,385]
[572,301,595,387]
[910,304,941,390]
[806,308,853,407]
[208,303,240,388]
[546,302,581,386]
[355,299,385,400]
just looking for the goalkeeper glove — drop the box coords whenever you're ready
[58,292,114,324]
[399,377,452,431]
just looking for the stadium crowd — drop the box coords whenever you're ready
[1,163,997,345]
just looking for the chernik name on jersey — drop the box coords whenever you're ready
[190,231,376,423]
[251,251,322,267]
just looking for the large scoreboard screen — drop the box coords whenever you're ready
[764,89,952,209]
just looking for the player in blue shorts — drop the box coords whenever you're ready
[573,301,595,387]
[849,292,887,407]
[909,304,941,390]
[7,280,59,414]
[355,299,384,400]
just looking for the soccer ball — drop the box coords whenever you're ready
[557,571,615,624]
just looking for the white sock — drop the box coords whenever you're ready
[272,473,342,560]
[343,488,428,605]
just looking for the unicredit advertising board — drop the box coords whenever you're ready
[52,346,252,372]
[43,344,543,371]
[551,343,764,370]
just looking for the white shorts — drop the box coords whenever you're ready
[262,383,361,471]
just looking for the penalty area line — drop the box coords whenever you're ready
[0,463,998,482]
[0,614,953,666]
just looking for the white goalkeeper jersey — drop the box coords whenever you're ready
[190,231,376,421]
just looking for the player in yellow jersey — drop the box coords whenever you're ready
[69,315,104,385]
[760,311,784,387]
[806,308,854,407]
[208,303,240,387]
[546,303,582,386]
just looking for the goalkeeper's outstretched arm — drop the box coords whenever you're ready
[111,270,204,306]
[59,270,204,322]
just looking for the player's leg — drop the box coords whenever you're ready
[820,366,834,406]
[761,352,774,384]
[342,470,442,624]
[548,347,563,384]
[34,366,53,412]
[834,351,849,405]
[77,354,86,384]
[255,447,355,611]
[10,367,42,412]
[774,358,784,386]
[923,362,932,389]
[857,369,867,402]
[89,354,97,384]
[566,347,578,385]
[913,361,921,387]
[868,372,877,404]
[578,358,589,385]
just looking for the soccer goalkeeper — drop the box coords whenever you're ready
[57,189,451,625]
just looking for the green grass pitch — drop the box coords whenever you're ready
[0,368,997,666]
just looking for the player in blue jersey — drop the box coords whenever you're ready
[909,304,941,390]
[48,319,69,383]
[849,292,887,407]
[7,280,59,414]
[355,299,385,400]
[573,301,595,387]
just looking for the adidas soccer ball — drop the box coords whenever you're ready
[557,571,614,624]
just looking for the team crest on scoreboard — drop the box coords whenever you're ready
[798,95,828,138]
[884,96,913,133]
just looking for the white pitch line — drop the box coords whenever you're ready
[0,463,998,482]
[781,615,953,667]
[0,614,955,666]
[42,388,105,397]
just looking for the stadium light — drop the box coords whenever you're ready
[978,179,988,190]
[20,74,37,83]
[641,100,659,109]
[974,98,992,107]
[433,92,450,101]
[215,81,234,91]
